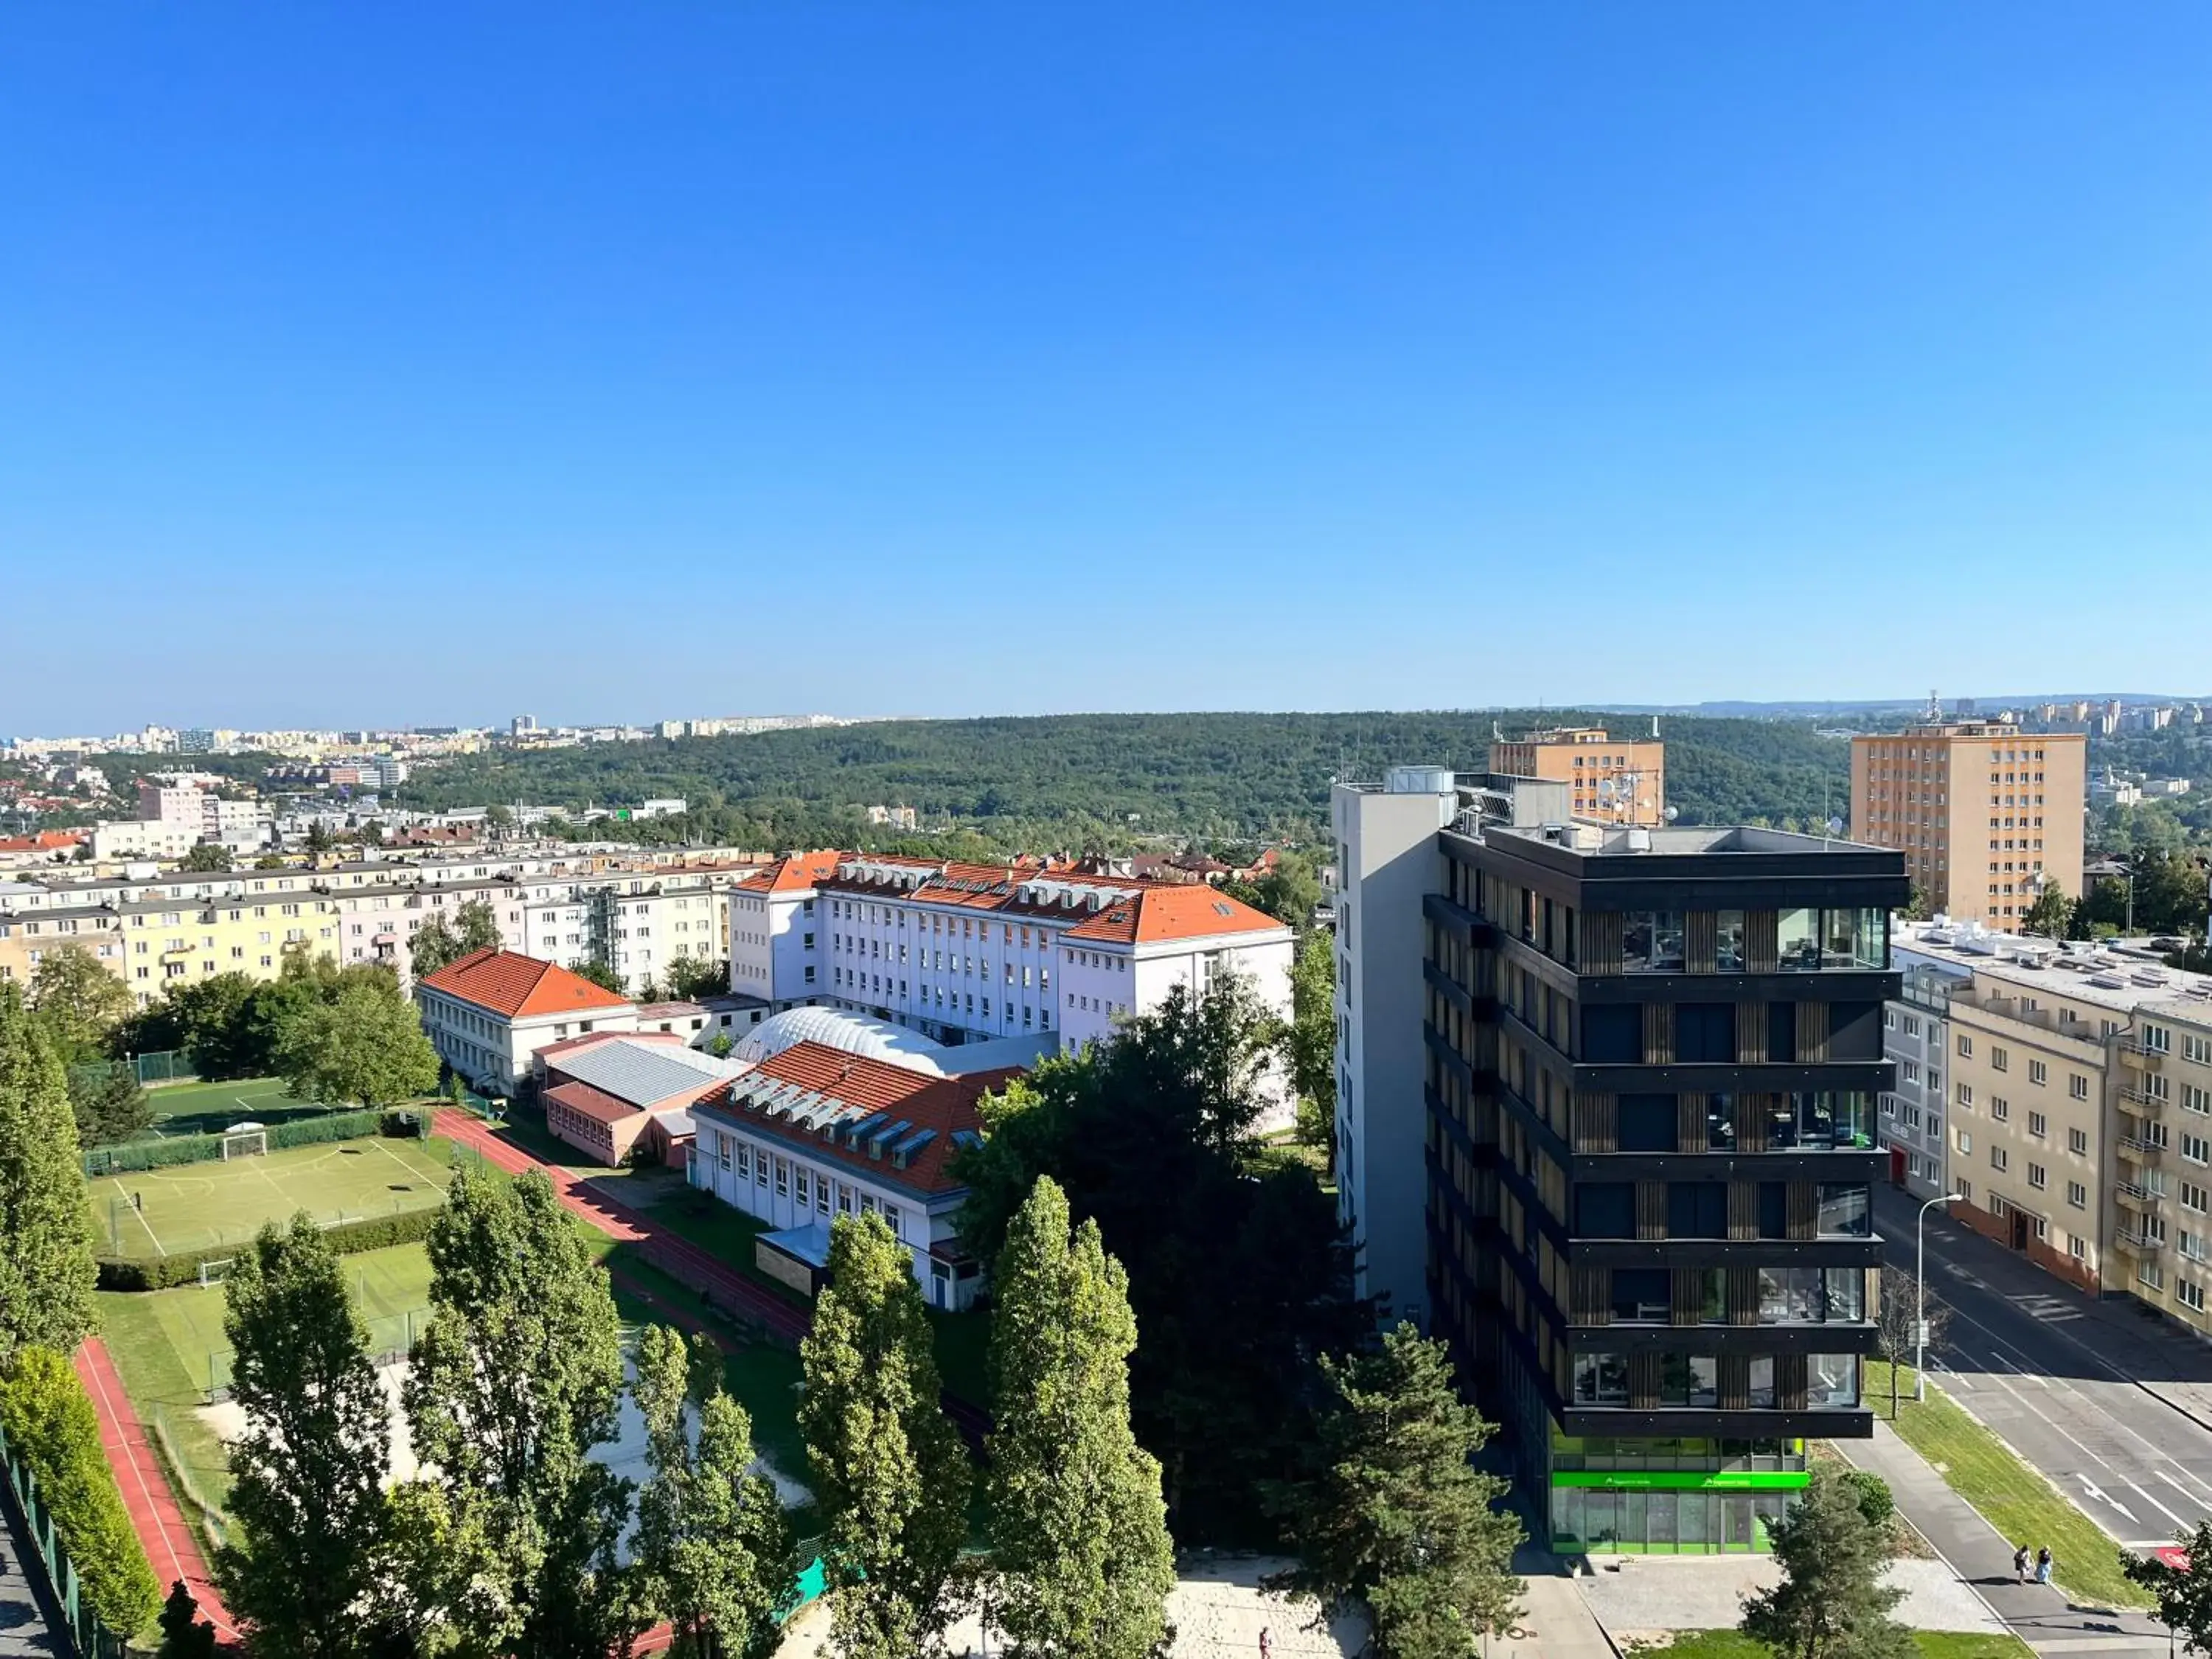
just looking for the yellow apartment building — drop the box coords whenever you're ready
[1488,726,1666,826]
[1850,720,2087,932]
[118,894,344,1004]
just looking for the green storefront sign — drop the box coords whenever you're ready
[1551,1469,1809,1492]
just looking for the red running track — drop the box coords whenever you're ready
[74,1338,238,1644]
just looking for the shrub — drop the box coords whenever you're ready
[1841,1468,1894,1528]
[0,1347,162,1633]
[97,1204,444,1291]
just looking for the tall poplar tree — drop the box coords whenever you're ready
[217,1214,394,1659]
[798,1214,970,1659]
[403,1168,636,1659]
[633,1324,792,1659]
[987,1177,1175,1659]
[0,984,97,1360]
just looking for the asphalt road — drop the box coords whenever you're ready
[1874,1182,2212,1551]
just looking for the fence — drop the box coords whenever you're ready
[133,1050,198,1087]
[147,1406,230,1551]
[83,1106,417,1177]
[0,1411,134,1659]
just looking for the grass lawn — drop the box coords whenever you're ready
[1641,1632,2031,1659]
[1867,1360,2153,1610]
[88,1134,458,1259]
[636,1182,994,1405]
[142,1074,339,1137]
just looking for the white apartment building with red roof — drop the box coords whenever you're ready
[727,853,1296,1114]
[415,947,639,1094]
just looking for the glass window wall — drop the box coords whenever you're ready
[1817,1183,1871,1237]
[1767,1092,1875,1149]
[1756,1266,1868,1322]
[1623,911,1686,973]
[1808,1354,1861,1407]
[1573,1352,1630,1405]
[1716,911,1747,973]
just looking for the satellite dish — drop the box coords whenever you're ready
[1826,817,1846,838]
[1664,806,1680,823]
[1598,779,1618,801]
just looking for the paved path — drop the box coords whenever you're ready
[0,1500,63,1659]
[1576,1553,2003,1639]
[73,1338,237,1644]
[1875,1182,2212,1552]
[1841,1416,2171,1657]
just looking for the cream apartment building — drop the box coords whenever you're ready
[1850,719,2087,933]
[1895,919,2212,1314]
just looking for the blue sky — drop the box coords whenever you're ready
[4,4,2208,733]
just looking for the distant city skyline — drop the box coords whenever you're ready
[7,4,2210,731]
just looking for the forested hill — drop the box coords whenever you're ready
[402,710,1853,851]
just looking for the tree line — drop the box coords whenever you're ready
[380,709,1859,846]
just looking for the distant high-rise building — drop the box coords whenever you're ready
[1487,726,1666,827]
[1848,720,2086,932]
[511,714,538,737]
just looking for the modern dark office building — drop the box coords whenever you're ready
[1335,778,1907,1554]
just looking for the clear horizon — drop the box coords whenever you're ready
[7,3,2209,731]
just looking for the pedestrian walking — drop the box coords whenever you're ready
[2036,1546,2053,1585]
[1259,1628,1273,1659]
[2013,1544,2028,1583]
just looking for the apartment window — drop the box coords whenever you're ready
[1991,1146,2008,1172]
[2070,1075,2090,1102]
[2027,1110,2046,1139]
[2187,1085,2212,1116]
[1990,1046,2008,1074]
[2067,1180,2087,1209]
[1958,1034,1973,1058]
[2068,1127,2087,1156]
[2183,1281,2208,1315]
[2185,1182,2211,1214]
[1991,1096,2009,1122]
[2185,1133,2211,1166]
[1956,1085,1972,1109]
[1621,911,1685,973]
[2028,1162,2046,1191]
[2028,1060,2047,1086]
[2146,1025,2173,1055]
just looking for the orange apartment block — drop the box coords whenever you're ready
[1487,727,1666,826]
[1849,720,2087,932]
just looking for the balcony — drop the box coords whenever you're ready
[2113,1228,2166,1257]
[2119,1041,2166,1073]
[2117,1136,2166,1167]
[2117,1182,2165,1214]
[2120,1084,2167,1111]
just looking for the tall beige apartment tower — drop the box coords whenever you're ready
[1488,726,1666,825]
[1850,719,2087,931]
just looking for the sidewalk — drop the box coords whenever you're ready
[1840,1418,2168,1656]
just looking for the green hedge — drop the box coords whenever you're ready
[97,1204,443,1291]
[0,1347,162,1635]
[83,1106,420,1176]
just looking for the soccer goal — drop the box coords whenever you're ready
[198,1257,237,1289]
[221,1129,269,1161]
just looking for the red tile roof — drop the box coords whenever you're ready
[1064,885,1289,945]
[736,849,846,894]
[697,1040,1019,1194]
[544,1079,651,1127]
[417,948,633,1020]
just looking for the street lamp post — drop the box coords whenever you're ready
[1916,1192,1966,1402]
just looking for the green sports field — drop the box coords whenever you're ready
[144,1074,338,1137]
[91,1135,458,1259]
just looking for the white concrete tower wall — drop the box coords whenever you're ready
[1332,777,1455,1329]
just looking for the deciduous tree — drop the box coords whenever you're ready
[1284,933,1336,1168]
[568,956,625,995]
[987,1177,1175,1659]
[407,914,467,980]
[633,1324,792,1659]
[180,842,234,872]
[955,975,1364,1540]
[28,943,134,1064]
[273,978,440,1108]
[217,1214,394,1659]
[403,1168,636,1659]
[1873,1265,1949,1419]
[1267,1324,1521,1659]
[799,1214,970,1658]
[2124,1519,2212,1657]
[0,987,97,1357]
[2022,880,2075,941]
[0,1346,161,1633]
[156,1580,219,1659]
[665,956,732,1003]
[1739,1464,1912,1659]
[67,1065,153,1148]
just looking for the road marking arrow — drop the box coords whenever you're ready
[2079,1475,2138,1525]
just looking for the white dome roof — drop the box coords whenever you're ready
[732,1006,947,1074]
